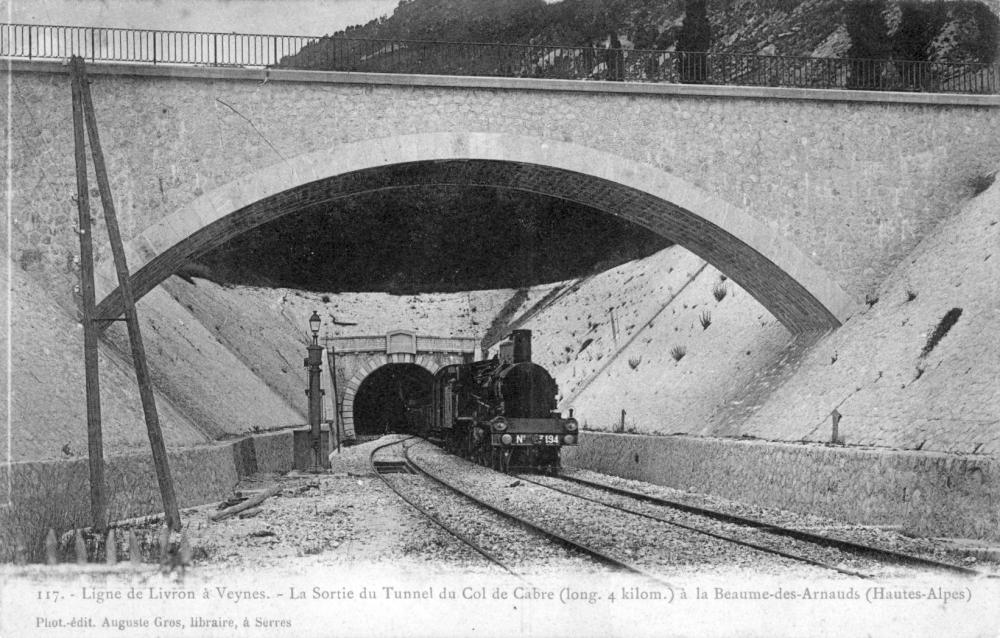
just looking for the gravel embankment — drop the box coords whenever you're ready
[175,436,487,576]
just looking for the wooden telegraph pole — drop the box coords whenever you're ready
[70,57,181,531]
[325,341,342,455]
[70,59,106,531]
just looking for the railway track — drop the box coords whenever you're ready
[370,437,673,586]
[516,471,990,579]
[400,439,889,579]
[369,437,516,574]
[376,438,990,581]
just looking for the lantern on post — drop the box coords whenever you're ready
[304,310,325,470]
[309,311,321,341]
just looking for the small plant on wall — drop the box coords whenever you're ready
[712,282,727,302]
[967,171,996,196]
[628,356,642,370]
[921,308,962,358]
[670,345,686,361]
[699,310,711,330]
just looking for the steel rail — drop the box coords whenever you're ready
[368,437,518,576]
[514,473,873,579]
[402,442,673,588]
[550,472,989,578]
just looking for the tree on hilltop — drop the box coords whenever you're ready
[677,0,711,82]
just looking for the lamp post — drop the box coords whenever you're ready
[304,310,324,470]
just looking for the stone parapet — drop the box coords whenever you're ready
[8,59,999,107]
[564,431,998,540]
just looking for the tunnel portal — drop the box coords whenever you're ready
[353,363,435,436]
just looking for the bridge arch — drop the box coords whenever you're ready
[94,132,855,332]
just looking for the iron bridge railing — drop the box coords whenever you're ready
[2,23,997,95]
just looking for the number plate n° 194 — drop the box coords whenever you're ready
[513,434,561,446]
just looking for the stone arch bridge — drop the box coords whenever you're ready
[326,331,476,438]
[4,60,1000,333]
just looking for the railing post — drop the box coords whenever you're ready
[27,25,32,60]
[213,33,218,66]
[152,33,157,64]
[91,29,95,62]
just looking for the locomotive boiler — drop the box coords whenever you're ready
[429,330,578,472]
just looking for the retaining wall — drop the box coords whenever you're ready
[252,430,296,474]
[564,431,998,540]
[0,429,296,560]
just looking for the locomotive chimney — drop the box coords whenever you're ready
[512,329,532,363]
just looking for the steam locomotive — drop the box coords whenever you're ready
[427,330,578,473]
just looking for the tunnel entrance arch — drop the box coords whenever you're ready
[94,132,856,333]
[352,363,435,436]
[329,332,475,438]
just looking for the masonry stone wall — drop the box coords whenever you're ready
[5,63,999,320]
[0,431,295,561]
[565,432,999,540]
[250,430,295,474]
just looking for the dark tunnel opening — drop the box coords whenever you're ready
[353,363,434,436]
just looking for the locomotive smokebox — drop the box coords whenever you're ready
[512,329,532,364]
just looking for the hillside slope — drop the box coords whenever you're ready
[734,175,1000,455]
[282,0,997,73]
[498,245,796,434]
[3,253,309,461]
[2,254,210,461]
[100,285,307,439]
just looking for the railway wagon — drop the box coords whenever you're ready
[429,330,578,472]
